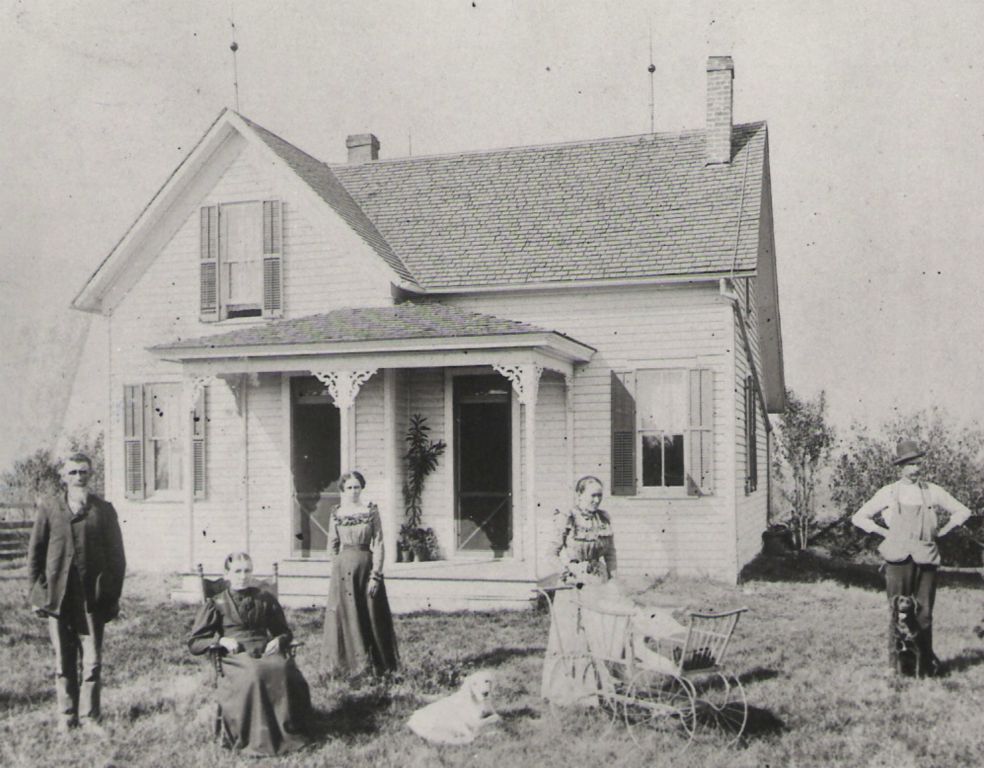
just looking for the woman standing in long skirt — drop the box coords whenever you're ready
[323,471,399,679]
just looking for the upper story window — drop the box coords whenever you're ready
[611,368,714,497]
[200,200,283,322]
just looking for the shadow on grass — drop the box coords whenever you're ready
[313,689,393,739]
[742,705,786,739]
[498,704,539,722]
[943,648,984,675]
[693,702,786,744]
[0,688,53,709]
[741,551,885,591]
[688,667,785,743]
[460,645,546,668]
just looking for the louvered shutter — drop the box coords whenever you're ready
[262,200,283,318]
[611,370,636,496]
[200,206,219,321]
[192,386,207,499]
[123,385,145,499]
[745,375,758,493]
[687,369,714,495]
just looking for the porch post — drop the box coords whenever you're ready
[493,363,542,577]
[382,368,397,566]
[311,369,378,470]
[183,375,216,571]
[220,374,256,554]
[564,372,575,489]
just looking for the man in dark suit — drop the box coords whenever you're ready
[28,452,126,736]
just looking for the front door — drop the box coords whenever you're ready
[290,376,340,556]
[454,374,512,557]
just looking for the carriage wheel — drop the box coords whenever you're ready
[694,671,748,744]
[622,670,696,748]
[543,655,619,731]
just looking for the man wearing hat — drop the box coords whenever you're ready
[852,440,972,675]
[27,452,126,736]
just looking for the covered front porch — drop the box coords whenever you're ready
[154,304,595,610]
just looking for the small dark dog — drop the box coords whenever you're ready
[892,595,922,677]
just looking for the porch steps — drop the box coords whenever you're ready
[170,557,540,613]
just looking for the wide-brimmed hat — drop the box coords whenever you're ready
[893,439,926,466]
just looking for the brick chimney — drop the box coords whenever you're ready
[706,56,734,165]
[346,133,380,163]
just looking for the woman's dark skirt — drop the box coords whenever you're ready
[216,653,311,756]
[323,548,399,678]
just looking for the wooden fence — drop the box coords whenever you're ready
[0,502,34,564]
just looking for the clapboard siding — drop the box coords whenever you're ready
[193,380,249,571]
[534,373,572,574]
[107,141,395,570]
[353,372,387,519]
[443,284,737,581]
[245,375,288,573]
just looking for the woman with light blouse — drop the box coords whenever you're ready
[852,440,972,675]
[541,475,617,704]
[322,471,399,679]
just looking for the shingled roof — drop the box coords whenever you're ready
[330,123,767,290]
[153,303,588,352]
[238,115,416,284]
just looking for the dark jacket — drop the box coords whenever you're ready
[187,587,293,657]
[27,493,126,621]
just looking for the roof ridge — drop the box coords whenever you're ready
[330,121,767,167]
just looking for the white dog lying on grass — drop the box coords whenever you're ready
[407,670,502,745]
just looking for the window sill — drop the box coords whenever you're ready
[211,315,268,327]
[132,494,185,504]
[622,491,712,501]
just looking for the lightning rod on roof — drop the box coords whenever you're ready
[229,1,241,112]
[648,18,656,134]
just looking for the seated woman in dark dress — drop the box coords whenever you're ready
[188,551,312,756]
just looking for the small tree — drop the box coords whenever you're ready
[0,430,106,505]
[831,408,984,564]
[832,407,984,517]
[401,414,446,559]
[1,448,61,505]
[773,389,835,549]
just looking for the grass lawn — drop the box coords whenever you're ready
[3,556,984,768]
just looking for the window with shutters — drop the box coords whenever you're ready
[744,375,758,494]
[200,200,283,322]
[611,368,714,497]
[124,384,207,500]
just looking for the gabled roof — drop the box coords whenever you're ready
[152,302,594,354]
[74,109,772,312]
[333,123,767,290]
[237,115,415,284]
[72,109,420,315]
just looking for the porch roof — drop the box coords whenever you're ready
[151,303,596,369]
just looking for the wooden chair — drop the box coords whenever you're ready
[195,562,299,686]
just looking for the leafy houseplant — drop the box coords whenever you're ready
[400,414,446,562]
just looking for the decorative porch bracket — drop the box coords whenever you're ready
[492,363,544,406]
[217,372,259,416]
[310,369,378,409]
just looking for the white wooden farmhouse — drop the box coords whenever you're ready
[73,56,785,610]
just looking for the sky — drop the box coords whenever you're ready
[2,0,984,473]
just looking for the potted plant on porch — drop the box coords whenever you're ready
[398,414,446,562]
